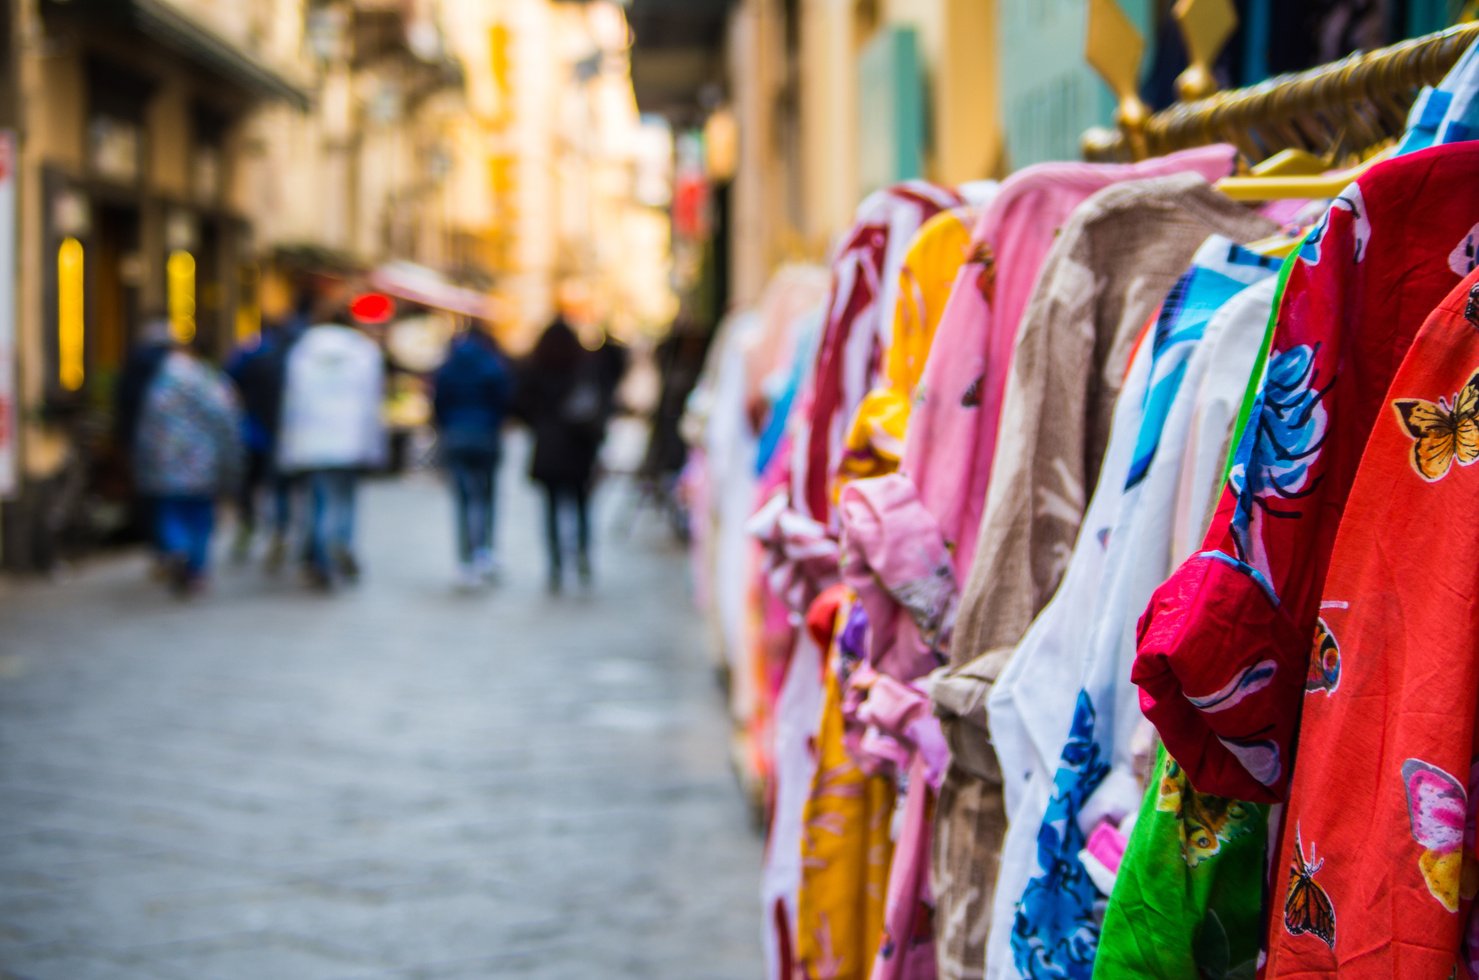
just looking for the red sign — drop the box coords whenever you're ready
[349,291,395,324]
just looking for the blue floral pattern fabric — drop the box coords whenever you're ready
[1007,239,1279,978]
[1011,693,1108,980]
[1221,342,1332,597]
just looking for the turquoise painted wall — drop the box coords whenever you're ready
[997,0,1153,168]
[857,25,927,195]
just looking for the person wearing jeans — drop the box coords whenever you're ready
[154,496,217,584]
[131,331,244,596]
[542,479,590,587]
[448,456,499,581]
[276,308,387,590]
[433,325,511,588]
[305,468,359,583]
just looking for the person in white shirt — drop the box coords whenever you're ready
[276,304,387,588]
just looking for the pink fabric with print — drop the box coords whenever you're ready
[840,472,956,681]
[899,146,1243,580]
[872,755,940,980]
[795,182,964,528]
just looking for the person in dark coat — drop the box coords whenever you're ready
[432,324,512,588]
[515,317,612,591]
[224,308,306,566]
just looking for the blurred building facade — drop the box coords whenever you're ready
[3,0,317,569]
[440,0,675,348]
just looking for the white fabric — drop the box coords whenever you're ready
[703,313,763,705]
[1073,273,1278,853]
[277,324,386,472]
[760,628,825,980]
[982,332,1153,980]
[983,270,1277,980]
[1171,277,1279,560]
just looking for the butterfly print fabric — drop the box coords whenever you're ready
[1283,826,1337,950]
[1262,267,1479,977]
[1134,142,1479,806]
[1392,370,1479,481]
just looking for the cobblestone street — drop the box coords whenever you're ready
[0,462,761,979]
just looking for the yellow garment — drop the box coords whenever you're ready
[796,608,896,979]
[837,207,976,488]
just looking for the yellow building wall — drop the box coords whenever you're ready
[938,0,1001,181]
[881,0,1002,183]
[33,53,85,170]
[799,0,860,253]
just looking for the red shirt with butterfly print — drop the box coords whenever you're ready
[1132,142,1479,805]
[1262,267,1479,978]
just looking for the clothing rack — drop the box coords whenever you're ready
[1083,18,1479,164]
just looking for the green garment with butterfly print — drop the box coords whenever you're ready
[1093,243,1305,980]
[1093,746,1268,980]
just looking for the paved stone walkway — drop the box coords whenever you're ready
[0,461,761,978]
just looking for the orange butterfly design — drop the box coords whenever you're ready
[1284,825,1336,950]
[1392,371,1479,481]
[1305,617,1341,696]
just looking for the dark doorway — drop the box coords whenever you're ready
[91,201,143,397]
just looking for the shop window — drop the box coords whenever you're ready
[88,116,142,186]
[84,58,153,188]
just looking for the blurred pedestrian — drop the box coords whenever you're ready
[115,316,175,559]
[432,322,513,589]
[515,317,612,592]
[276,302,386,590]
[224,298,308,568]
[131,321,244,596]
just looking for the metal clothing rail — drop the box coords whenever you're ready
[1083,16,1479,164]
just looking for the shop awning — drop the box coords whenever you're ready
[627,0,735,116]
[52,0,311,110]
[368,262,502,322]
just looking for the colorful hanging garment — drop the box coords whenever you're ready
[781,187,967,980]
[996,240,1282,980]
[764,583,845,979]
[931,172,1277,980]
[1133,141,1479,805]
[794,183,964,527]
[821,201,988,980]
[1261,267,1479,977]
[840,205,983,486]
[1395,36,1479,155]
[836,145,1247,980]
[987,328,1157,978]
[901,147,1242,587]
[1091,275,1283,980]
[797,603,897,980]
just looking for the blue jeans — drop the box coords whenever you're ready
[448,455,498,564]
[155,496,216,576]
[305,470,358,573]
[542,480,590,575]
[238,450,294,538]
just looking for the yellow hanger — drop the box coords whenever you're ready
[1214,146,1395,201]
[1247,149,1330,177]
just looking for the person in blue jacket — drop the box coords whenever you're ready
[432,322,513,588]
[224,303,307,568]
